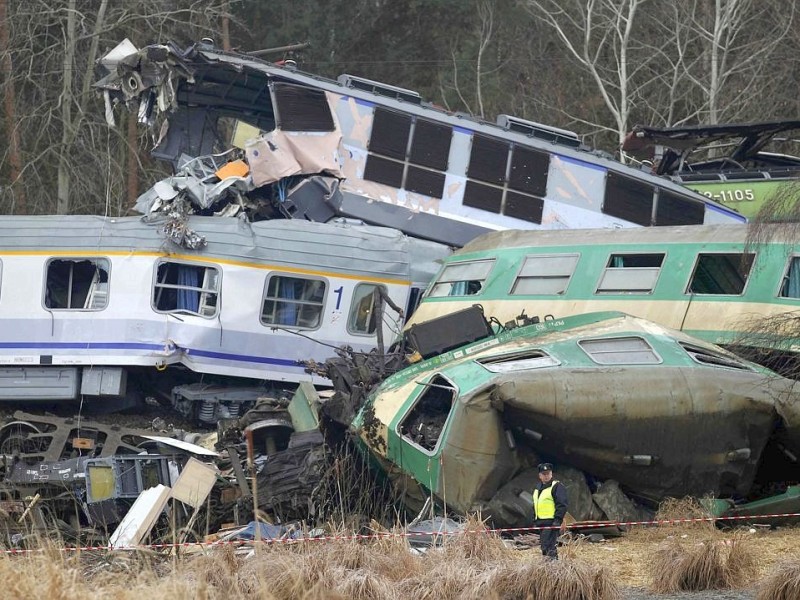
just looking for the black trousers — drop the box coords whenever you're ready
[536,519,558,559]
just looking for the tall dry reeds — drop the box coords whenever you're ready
[0,529,622,600]
[649,533,756,593]
[756,561,800,600]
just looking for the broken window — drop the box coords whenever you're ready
[261,275,326,329]
[780,256,800,298]
[687,253,754,295]
[153,261,219,317]
[511,254,579,295]
[596,253,665,294]
[429,259,494,297]
[45,258,110,310]
[364,108,452,198]
[603,172,654,226]
[579,336,661,365]
[478,350,559,373]
[398,375,456,452]
[272,83,335,132]
[348,284,384,335]
[680,343,752,370]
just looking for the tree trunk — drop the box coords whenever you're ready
[56,0,77,215]
[0,0,25,213]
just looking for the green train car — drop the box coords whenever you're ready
[354,311,800,522]
[407,224,800,364]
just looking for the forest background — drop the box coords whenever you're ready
[1,0,798,216]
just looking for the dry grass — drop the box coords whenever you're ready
[648,533,756,592]
[0,529,618,600]
[1,519,798,598]
[756,560,800,600]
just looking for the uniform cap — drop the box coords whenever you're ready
[538,462,553,473]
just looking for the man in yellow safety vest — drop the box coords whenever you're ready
[532,462,568,560]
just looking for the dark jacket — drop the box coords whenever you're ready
[534,480,568,522]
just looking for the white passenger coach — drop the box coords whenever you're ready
[0,215,450,421]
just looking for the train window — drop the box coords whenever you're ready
[680,343,752,371]
[45,258,110,310]
[467,134,508,185]
[508,146,549,196]
[429,259,495,297]
[579,336,661,365]
[409,119,452,171]
[369,108,412,159]
[603,172,654,226]
[261,275,326,329]
[153,261,219,317]
[364,109,451,198]
[686,253,754,295]
[348,284,384,335]
[504,191,544,224]
[272,83,335,132]
[780,256,800,298]
[398,374,456,453]
[655,190,704,226]
[511,254,579,295]
[463,180,503,213]
[596,253,665,294]
[478,350,559,373]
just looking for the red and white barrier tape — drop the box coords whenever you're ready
[3,510,799,555]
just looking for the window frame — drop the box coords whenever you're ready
[347,283,386,336]
[679,342,753,371]
[396,373,458,456]
[684,252,755,296]
[260,272,328,330]
[478,349,560,373]
[43,256,111,311]
[463,134,550,224]
[151,259,220,319]
[594,252,665,295]
[510,253,580,296]
[578,336,662,365]
[427,259,495,298]
[363,108,452,198]
[778,254,800,299]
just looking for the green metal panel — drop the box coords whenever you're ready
[685,180,795,219]
[288,382,321,432]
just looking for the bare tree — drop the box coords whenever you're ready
[681,0,796,124]
[0,0,238,216]
[523,0,654,153]
[0,0,26,213]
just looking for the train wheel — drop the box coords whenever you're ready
[0,421,41,457]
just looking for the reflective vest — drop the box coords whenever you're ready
[533,481,559,519]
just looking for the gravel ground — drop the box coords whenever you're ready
[621,587,756,600]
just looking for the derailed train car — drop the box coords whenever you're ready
[0,215,450,423]
[342,309,800,526]
[95,39,745,248]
